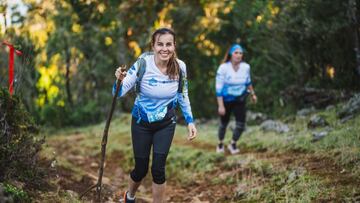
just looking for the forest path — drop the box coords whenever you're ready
[41,127,359,203]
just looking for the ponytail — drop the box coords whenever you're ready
[167,52,180,80]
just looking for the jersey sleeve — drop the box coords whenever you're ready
[215,64,226,97]
[112,61,139,98]
[245,64,252,86]
[177,62,194,124]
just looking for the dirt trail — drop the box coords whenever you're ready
[43,133,360,202]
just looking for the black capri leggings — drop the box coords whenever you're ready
[218,100,246,142]
[130,116,176,184]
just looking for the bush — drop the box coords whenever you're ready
[2,183,30,202]
[40,103,68,128]
[69,101,102,126]
[39,100,103,127]
[0,88,44,183]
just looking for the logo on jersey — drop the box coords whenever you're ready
[149,78,158,86]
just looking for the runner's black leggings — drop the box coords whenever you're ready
[218,100,246,142]
[130,116,176,184]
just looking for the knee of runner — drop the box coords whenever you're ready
[151,153,167,184]
[151,166,166,184]
[130,157,149,182]
[219,122,228,130]
[234,121,245,132]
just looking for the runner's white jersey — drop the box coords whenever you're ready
[113,54,194,124]
[215,61,252,102]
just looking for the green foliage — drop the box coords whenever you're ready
[39,100,103,127]
[2,183,30,202]
[40,103,68,127]
[0,88,44,184]
[69,101,102,125]
[2,0,359,124]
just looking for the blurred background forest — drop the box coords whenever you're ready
[1,0,360,126]
[1,1,360,202]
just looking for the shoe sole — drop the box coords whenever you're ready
[216,147,224,153]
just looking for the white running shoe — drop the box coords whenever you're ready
[227,143,240,154]
[216,143,225,153]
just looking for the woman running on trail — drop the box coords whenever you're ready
[113,27,197,203]
[215,44,257,154]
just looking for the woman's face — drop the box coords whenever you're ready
[152,33,175,62]
[231,49,243,63]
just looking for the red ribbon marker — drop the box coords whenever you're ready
[2,41,22,95]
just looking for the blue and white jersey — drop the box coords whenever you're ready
[113,54,194,124]
[215,61,252,102]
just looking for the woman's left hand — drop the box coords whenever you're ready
[251,94,258,104]
[187,123,197,141]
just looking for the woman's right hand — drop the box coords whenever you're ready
[218,105,225,116]
[115,66,127,80]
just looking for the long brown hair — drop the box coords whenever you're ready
[150,28,180,80]
[222,47,232,64]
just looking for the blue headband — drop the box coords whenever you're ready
[229,44,244,55]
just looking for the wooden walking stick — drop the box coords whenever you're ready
[80,65,126,202]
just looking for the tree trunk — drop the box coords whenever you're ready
[65,42,73,106]
[349,0,360,75]
[3,12,7,34]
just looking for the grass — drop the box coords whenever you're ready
[166,145,224,185]
[34,190,81,203]
[239,108,360,170]
[251,171,328,203]
[2,183,30,202]
[210,154,332,202]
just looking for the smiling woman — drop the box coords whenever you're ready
[112,27,197,203]
[151,28,179,80]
